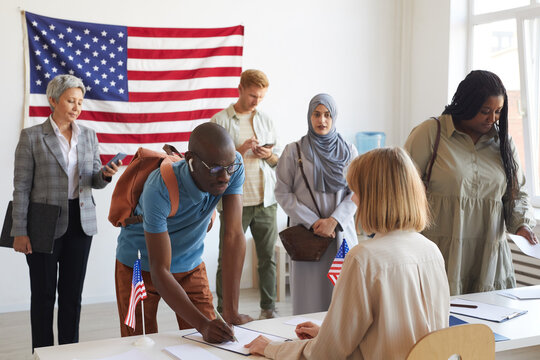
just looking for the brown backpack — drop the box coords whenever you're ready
[108,145,183,227]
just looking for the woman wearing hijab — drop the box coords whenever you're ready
[275,93,358,315]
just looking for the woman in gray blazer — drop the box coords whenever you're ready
[11,74,120,351]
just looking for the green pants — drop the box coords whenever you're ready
[216,203,277,312]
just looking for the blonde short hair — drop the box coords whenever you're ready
[240,69,269,88]
[346,147,429,234]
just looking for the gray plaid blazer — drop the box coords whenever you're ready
[11,118,110,238]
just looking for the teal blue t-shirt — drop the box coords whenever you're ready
[116,153,244,272]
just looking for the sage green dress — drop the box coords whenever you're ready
[404,115,536,295]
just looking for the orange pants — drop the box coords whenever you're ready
[115,260,215,336]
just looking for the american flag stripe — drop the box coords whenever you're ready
[128,88,239,102]
[327,240,350,286]
[127,47,243,59]
[124,283,147,329]
[129,68,241,81]
[29,106,223,124]
[24,12,243,164]
[127,26,244,38]
[127,56,242,71]
[128,34,243,48]
[28,95,236,114]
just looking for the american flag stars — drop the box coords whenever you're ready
[26,12,129,101]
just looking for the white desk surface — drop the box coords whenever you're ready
[34,312,327,360]
[34,286,540,359]
[452,285,540,352]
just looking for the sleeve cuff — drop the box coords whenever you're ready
[264,342,281,359]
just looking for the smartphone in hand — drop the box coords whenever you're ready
[104,152,127,168]
[261,143,274,148]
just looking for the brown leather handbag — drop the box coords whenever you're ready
[279,143,334,261]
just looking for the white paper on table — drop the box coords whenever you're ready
[164,343,221,360]
[450,298,527,322]
[508,233,540,259]
[92,349,152,360]
[283,316,323,326]
[499,286,540,300]
[183,325,290,355]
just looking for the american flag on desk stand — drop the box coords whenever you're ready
[327,239,349,286]
[125,251,147,330]
[22,11,243,164]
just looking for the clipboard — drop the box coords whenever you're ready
[450,298,527,323]
[0,201,61,254]
[449,315,509,342]
[182,325,291,356]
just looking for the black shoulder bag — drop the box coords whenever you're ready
[278,143,334,261]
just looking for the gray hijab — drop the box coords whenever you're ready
[300,93,352,193]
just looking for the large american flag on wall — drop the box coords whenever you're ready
[23,11,243,164]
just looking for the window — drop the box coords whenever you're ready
[469,1,540,206]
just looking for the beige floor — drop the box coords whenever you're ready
[0,288,291,360]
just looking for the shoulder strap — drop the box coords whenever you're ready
[295,142,323,218]
[424,117,441,189]
[160,158,180,217]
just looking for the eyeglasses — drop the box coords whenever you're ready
[194,153,242,176]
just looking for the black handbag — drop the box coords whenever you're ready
[279,143,334,261]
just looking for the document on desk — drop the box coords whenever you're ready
[283,316,323,326]
[92,349,152,360]
[450,298,527,322]
[508,233,540,259]
[183,325,290,356]
[499,286,540,300]
[164,343,221,360]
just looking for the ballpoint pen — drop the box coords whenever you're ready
[214,309,239,343]
[506,311,523,320]
[450,303,478,309]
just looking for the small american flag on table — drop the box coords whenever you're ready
[124,257,147,329]
[327,239,349,286]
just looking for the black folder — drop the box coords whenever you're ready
[0,201,61,254]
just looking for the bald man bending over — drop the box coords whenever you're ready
[115,123,252,343]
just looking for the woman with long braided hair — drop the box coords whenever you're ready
[405,70,537,295]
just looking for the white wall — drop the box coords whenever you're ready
[399,0,453,139]
[0,0,405,312]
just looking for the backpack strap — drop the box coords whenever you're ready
[424,117,441,190]
[160,158,180,217]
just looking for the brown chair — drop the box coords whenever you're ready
[406,324,495,360]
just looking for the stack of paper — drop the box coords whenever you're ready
[164,343,221,360]
[499,286,540,300]
[450,299,527,322]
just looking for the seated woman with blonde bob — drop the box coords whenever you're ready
[245,147,450,359]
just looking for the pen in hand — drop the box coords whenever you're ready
[214,309,239,343]
[450,303,478,309]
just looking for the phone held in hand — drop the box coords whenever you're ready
[261,143,274,148]
[104,152,127,168]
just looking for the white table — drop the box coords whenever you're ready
[452,285,540,355]
[34,312,326,360]
[34,287,540,359]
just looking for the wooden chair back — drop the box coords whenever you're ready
[406,324,495,360]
